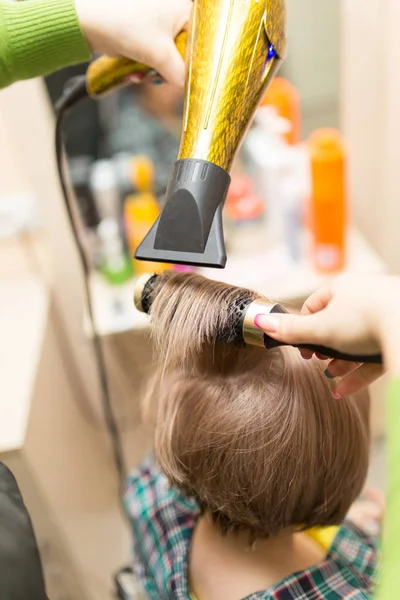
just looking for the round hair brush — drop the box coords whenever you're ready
[134,273,382,364]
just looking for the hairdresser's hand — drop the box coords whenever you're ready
[75,0,192,87]
[255,274,400,397]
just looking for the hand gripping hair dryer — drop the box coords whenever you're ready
[57,1,287,269]
[135,0,287,268]
[83,0,286,268]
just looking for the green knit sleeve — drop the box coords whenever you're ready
[0,0,91,89]
[375,378,400,600]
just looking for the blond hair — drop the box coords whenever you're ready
[143,272,369,539]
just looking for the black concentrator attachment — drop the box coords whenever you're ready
[134,273,383,365]
[135,159,230,269]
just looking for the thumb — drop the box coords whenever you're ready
[149,37,186,88]
[254,312,328,346]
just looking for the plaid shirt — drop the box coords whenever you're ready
[124,457,378,600]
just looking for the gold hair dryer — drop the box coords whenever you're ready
[136,0,287,268]
[77,0,287,268]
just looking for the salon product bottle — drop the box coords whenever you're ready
[114,153,134,200]
[261,77,301,146]
[97,218,132,284]
[244,106,292,246]
[281,145,310,263]
[225,174,254,215]
[308,128,348,273]
[225,178,266,254]
[69,156,100,229]
[124,193,170,276]
[68,156,103,269]
[90,160,120,220]
[130,155,155,193]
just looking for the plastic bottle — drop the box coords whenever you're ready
[220,173,265,253]
[124,193,170,276]
[69,156,102,269]
[90,160,120,221]
[225,174,254,215]
[281,145,310,263]
[130,155,155,193]
[113,153,134,200]
[244,106,292,246]
[307,128,348,273]
[261,77,301,146]
[69,156,100,229]
[97,218,132,284]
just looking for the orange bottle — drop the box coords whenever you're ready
[130,155,155,193]
[261,77,301,146]
[307,128,348,273]
[124,193,170,276]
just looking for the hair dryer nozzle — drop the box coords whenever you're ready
[135,159,230,268]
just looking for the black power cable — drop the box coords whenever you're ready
[54,76,127,494]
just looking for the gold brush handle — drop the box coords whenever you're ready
[86,31,188,98]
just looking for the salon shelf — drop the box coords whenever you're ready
[86,273,149,337]
[89,228,386,337]
[200,228,386,303]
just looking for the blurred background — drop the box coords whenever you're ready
[0,0,394,598]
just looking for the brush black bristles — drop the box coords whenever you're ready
[139,271,254,347]
[220,294,253,345]
[141,275,159,315]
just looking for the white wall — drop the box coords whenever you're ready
[0,79,102,415]
[282,0,341,137]
[283,0,400,274]
[342,0,400,273]
[0,99,31,195]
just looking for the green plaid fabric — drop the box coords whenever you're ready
[124,457,378,600]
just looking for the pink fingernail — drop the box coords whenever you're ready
[332,390,342,400]
[254,314,279,333]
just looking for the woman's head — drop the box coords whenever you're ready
[144,272,369,539]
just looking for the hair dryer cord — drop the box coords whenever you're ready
[55,85,127,497]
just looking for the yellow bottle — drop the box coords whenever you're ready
[124,193,170,276]
[130,155,155,193]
